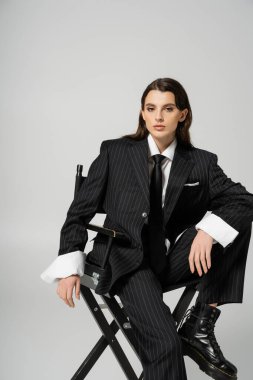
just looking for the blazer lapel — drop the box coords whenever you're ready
[128,136,195,226]
[128,137,150,207]
[163,144,195,226]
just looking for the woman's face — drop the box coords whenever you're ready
[141,90,188,146]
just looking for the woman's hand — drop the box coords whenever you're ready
[56,275,81,307]
[188,229,214,276]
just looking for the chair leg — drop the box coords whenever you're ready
[101,294,141,356]
[74,285,139,380]
[101,295,145,379]
[172,285,197,329]
[102,287,197,378]
[73,284,197,379]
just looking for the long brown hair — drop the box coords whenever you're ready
[122,77,194,149]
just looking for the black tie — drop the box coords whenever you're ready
[148,154,167,276]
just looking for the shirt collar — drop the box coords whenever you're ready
[147,133,177,161]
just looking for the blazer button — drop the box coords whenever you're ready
[142,212,147,218]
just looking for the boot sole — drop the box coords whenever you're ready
[181,338,237,380]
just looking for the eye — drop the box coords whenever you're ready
[146,107,174,112]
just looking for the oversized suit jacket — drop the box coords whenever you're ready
[58,136,253,295]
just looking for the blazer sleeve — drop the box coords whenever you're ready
[58,140,109,256]
[207,153,253,233]
[40,140,109,283]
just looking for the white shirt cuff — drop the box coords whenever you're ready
[195,211,239,248]
[40,251,85,284]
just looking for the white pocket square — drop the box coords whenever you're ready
[184,181,200,186]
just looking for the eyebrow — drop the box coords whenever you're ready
[145,103,176,107]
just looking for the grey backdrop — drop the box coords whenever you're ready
[1,0,253,379]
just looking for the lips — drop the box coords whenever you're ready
[153,125,165,130]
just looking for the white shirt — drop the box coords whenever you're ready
[40,134,239,283]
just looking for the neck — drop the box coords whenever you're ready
[152,135,175,153]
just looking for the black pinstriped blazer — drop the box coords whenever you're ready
[58,136,253,295]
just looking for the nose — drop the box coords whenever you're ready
[155,110,164,122]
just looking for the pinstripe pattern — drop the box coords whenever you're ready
[58,135,253,296]
[115,260,188,380]
[153,222,252,306]
[195,224,252,305]
[114,221,252,379]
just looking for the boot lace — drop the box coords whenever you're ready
[179,306,224,357]
[206,319,224,356]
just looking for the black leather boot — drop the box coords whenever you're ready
[178,301,237,380]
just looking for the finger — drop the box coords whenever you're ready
[57,280,64,298]
[61,290,70,307]
[188,247,195,273]
[206,249,212,269]
[67,286,75,308]
[194,251,202,276]
[57,284,64,299]
[57,281,72,307]
[60,286,69,306]
[64,298,71,307]
[75,277,80,300]
[200,250,208,274]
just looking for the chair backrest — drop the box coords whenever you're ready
[75,164,105,214]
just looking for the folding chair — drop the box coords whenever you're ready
[71,164,201,380]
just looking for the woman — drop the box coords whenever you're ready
[41,78,253,380]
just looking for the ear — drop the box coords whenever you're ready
[179,109,188,122]
[141,109,145,121]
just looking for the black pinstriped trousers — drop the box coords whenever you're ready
[114,223,252,380]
